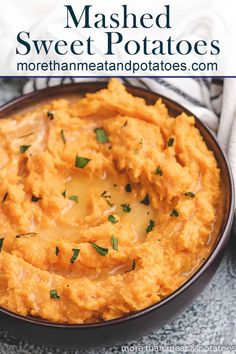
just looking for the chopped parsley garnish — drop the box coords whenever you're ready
[91,242,108,256]
[31,195,42,202]
[140,194,150,206]
[125,184,132,193]
[15,232,37,238]
[101,191,113,207]
[132,259,136,270]
[62,190,66,198]
[94,128,109,144]
[18,132,34,139]
[47,111,54,120]
[121,203,131,213]
[108,214,118,224]
[70,248,80,264]
[170,209,179,217]
[167,138,175,147]
[111,235,118,251]
[19,145,31,153]
[60,130,66,144]
[55,246,60,256]
[155,167,163,176]
[2,192,8,204]
[69,195,78,203]
[75,155,91,169]
[146,220,155,233]
[185,192,195,198]
[0,238,4,252]
[50,289,60,299]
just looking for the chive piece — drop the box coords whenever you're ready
[18,132,34,139]
[170,209,179,217]
[108,215,118,224]
[70,248,80,264]
[122,120,128,128]
[15,232,37,238]
[91,242,108,256]
[2,192,8,204]
[19,145,31,153]
[185,192,195,198]
[55,246,60,256]
[50,289,60,299]
[155,167,163,176]
[146,220,155,233]
[94,128,109,144]
[121,203,131,213]
[62,190,66,198]
[60,130,66,144]
[125,184,132,193]
[111,235,118,251]
[69,195,78,203]
[31,195,42,202]
[75,155,91,169]
[167,138,175,147]
[132,259,136,270]
[140,194,150,206]
[0,238,4,252]
[47,111,54,120]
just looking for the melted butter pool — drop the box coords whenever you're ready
[64,173,156,242]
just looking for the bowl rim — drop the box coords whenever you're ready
[0,81,235,329]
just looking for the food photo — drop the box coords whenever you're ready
[0,0,236,353]
[0,77,235,352]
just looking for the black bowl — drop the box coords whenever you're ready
[0,82,234,350]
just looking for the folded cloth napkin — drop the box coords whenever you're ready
[23,77,236,208]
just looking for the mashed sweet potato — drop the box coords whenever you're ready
[0,79,220,323]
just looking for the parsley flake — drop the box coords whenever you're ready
[55,246,60,256]
[155,167,163,176]
[60,130,66,144]
[47,111,54,120]
[101,191,113,207]
[15,232,37,238]
[167,138,175,147]
[70,248,80,264]
[19,145,31,153]
[108,214,118,224]
[91,242,108,256]
[140,194,150,206]
[185,192,195,198]
[75,155,91,169]
[125,184,132,193]
[170,209,179,217]
[146,220,155,233]
[69,195,78,203]
[94,128,109,144]
[0,238,4,252]
[121,203,131,213]
[132,259,136,270]
[2,192,8,204]
[31,195,42,202]
[50,289,60,299]
[111,235,118,251]
[18,132,34,139]
[62,190,66,198]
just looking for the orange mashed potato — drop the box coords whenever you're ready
[0,79,220,324]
